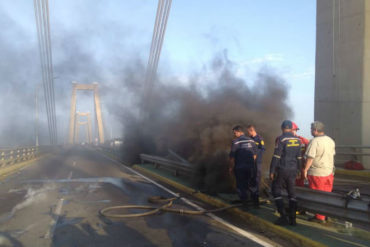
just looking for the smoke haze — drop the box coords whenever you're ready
[118,51,292,192]
[0,5,145,147]
[1,3,292,193]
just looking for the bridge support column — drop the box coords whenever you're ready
[73,112,93,144]
[315,0,370,168]
[68,82,104,144]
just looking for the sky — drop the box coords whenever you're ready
[0,0,316,145]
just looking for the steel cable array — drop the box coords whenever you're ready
[143,0,172,102]
[33,0,57,144]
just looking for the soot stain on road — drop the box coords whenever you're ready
[52,221,158,247]
[0,232,23,247]
[0,185,54,224]
[23,177,127,190]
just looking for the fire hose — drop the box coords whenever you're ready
[99,196,242,218]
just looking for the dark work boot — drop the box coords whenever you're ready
[252,194,260,209]
[274,199,288,225]
[241,199,249,210]
[275,216,289,226]
[289,200,297,226]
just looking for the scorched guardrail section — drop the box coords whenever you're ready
[140,153,370,225]
[140,154,194,177]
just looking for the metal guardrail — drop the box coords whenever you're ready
[335,145,370,165]
[291,187,370,225]
[140,153,370,225]
[167,149,191,166]
[140,154,194,176]
[0,146,41,168]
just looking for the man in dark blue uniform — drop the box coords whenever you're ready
[247,124,265,207]
[270,120,302,225]
[229,125,258,208]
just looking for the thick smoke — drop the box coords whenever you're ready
[0,7,135,147]
[118,52,292,193]
[1,3,292,194]
[0,11,41,147]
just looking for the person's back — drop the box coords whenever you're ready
[229,125,258,206]
[304,121,336,223]
[270,120,302,226]
[231,135,256,168]
[273,132,302,171]
[306,135,335,177]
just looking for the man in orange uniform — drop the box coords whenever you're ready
[292,122,309,187]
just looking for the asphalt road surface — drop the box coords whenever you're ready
[0,147,278,247]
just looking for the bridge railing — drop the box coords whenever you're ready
[0,146,42,168]
[335,145,370,167]
[140,153,370,225]
[140,154,194,177]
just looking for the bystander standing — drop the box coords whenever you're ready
[304,121,336,223]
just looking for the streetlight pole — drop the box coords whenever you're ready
[35,83,41,146]
[110,113,113,140]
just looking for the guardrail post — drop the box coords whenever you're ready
[0,146,42,169]
[352,147,357,162]
[10,150,14,165]
[0,151,4,168]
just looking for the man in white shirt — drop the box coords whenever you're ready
[303,121,336,223]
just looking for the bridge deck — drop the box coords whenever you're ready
[0,147,275,247]
[134,163,370,247]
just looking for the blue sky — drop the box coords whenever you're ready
[1,0,316,141]
[164,0,316,137]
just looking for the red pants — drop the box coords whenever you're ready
[308,174,334,220]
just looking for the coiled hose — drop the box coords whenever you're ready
[99,196,242,218]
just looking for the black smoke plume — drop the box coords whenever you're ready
[118,51,292,193]
[1,4,292,195]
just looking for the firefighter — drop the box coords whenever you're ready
[292,122,310,187]
[270,120,302,225]
[246,124,265,207]
[229,125,258,208]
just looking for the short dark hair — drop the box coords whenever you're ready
[246,124,255,129]
[232,125,244,132]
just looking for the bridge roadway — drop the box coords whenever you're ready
[0,146,278,247]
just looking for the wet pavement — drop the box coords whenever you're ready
[0,147,277,247]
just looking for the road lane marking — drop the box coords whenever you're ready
[44,198,64,239]
[324,234,369,247]
[100,153,275,247]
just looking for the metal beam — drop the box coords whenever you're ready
[68,82,104,144]
[74,112,93,144]
[139,154,370,224]
[73,84,97,91]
